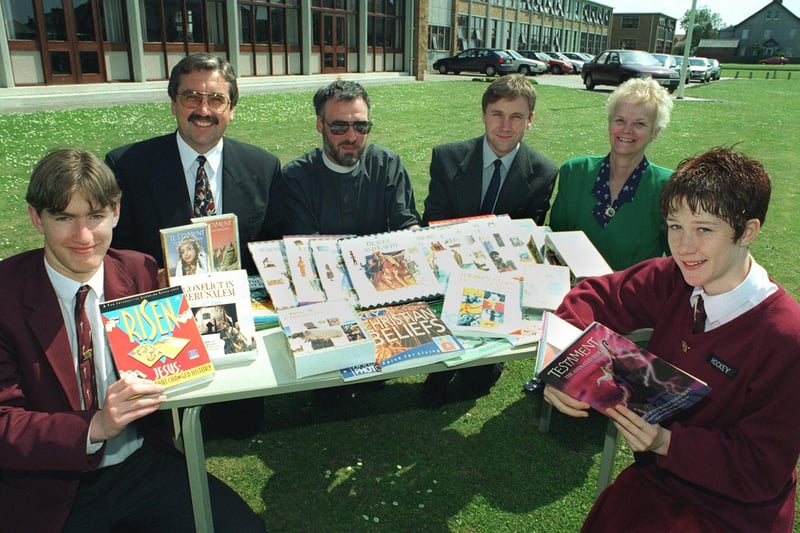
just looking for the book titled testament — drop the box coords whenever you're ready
[540,322,711,424]
[100,285,214,395]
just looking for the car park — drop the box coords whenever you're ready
[758,55,789,64]
[549,51,582,73]
[581,49,680,92]
[432,48,515,76]
[687,57,712,83]
[517,50,574,74]
[505,49,548,75]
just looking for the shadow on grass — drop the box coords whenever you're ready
[205,367,609,532]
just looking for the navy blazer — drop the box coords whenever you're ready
[422,136,558,225]
[106,133,281,272]
[0,248,162,531]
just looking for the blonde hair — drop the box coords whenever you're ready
[607,78,673,132]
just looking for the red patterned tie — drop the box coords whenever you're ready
[193,155,216,217]
[75,285,97,409]
[693,295,707,334]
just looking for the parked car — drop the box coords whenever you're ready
[652,53,689,83]
[687,57,712,83]
[548,51,582,73]
[581,49,680,92]
[758,55,789,65]
[432,48,515,76]
[563,51,594,63]
[517,50,574,74]
[708,58,721,80]
[505,49,548,75]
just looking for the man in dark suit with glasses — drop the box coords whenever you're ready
[273,80,420,236]
[105,53,280,439]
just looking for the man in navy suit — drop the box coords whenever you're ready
[0,149,264,532]
[106,53,279,437]
[105,52,281,274]
[421,74,558,406]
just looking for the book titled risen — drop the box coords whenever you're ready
[540,322,711,424]
[340,301,464,381]
[100,285,214,395]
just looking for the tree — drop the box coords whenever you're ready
[680,7,725,53]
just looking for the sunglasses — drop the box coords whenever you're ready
[325,120,373,135]
[177,90,230,112]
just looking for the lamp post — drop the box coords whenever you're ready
[677,0,698,99]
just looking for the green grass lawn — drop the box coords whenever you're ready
[1,77,798,531]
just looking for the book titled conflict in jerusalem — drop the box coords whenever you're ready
[100,285,215,395]
[339,301,465,381]
[539,322,711,424]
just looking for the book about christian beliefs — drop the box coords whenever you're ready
[171,270,258,368]
[539,321,711,424]
[440,268,524,339]
[191,213,241,272]
[247,240,298,309]
[100,285,214,395]
[276,300,376,379]
[283,236,327,304]
[338,230,441,308]
[160,222,213,283]
[339,301,465,381]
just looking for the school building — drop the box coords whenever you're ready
[0,0,613,89]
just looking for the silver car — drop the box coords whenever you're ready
[505,50,548,75]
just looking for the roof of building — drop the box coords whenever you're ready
[697,39,740,48]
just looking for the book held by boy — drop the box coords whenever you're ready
[100,285,214,395]
[276,300,376,378]
[339,301,465,381]
[539,321,711,424]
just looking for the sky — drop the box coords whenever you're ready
[599,0,800,30]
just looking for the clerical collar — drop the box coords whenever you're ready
[322,150,360,174]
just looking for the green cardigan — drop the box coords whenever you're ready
[549,155,671,271]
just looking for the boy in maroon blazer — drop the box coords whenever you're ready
[0,149,264,531]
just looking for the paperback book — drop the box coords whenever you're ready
[472,215,535,275]
[440,269,524,339]
[544,231,613,284]
[171,270,258,368]
[442,336,511,367]
[276,300,376,378]
[339,301,465,381]
[521,262,571,311]
[160,223,213,282]
[248,274,278,330]
[539,321,711,423]
[191,213,241,271]
[283,236,327,304]
[248,240,298,309]
[309,237,359,306]
[100,285,214,394]
[339,230,441,308]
